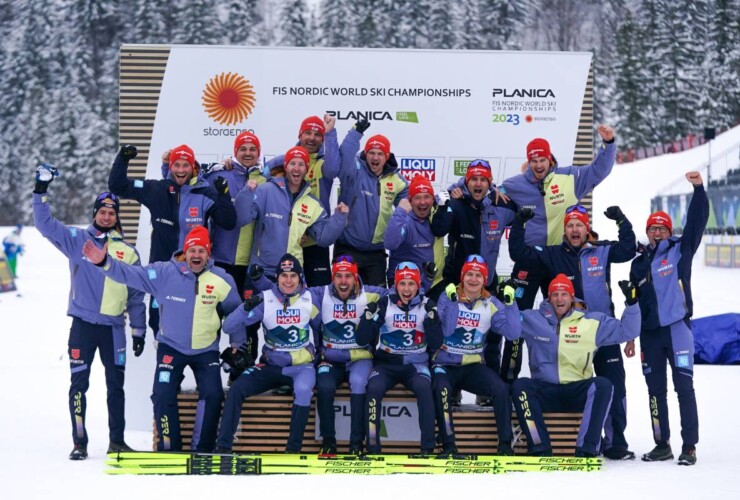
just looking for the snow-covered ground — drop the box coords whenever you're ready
[2,125,739,499]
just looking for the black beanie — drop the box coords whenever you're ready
[276,253,303,279]
[93,192,120,219]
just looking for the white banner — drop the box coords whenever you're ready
[139,46,592,257]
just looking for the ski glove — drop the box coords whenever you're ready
[515,207,535,224]
[618,280,638,305]
[604,206,625,224]
[435,190,451,207]
[354,119,371,134]
[34,163,58,194]
[119,144,138,160]
[424,299,439,322]
[243,294,263,312]
[445,283,457,302]
[132,336,145,357]
[496,280,516,306]
[248,264,264,282]
[363,301,379,321]
[422,261,437,281]
[214,176,229,195]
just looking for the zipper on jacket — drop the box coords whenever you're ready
[194,274,199,296]
[582,352,592,375]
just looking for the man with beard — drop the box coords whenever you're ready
[511,274,641,457]
[508,203,637,460]
[82,226,242,453]
[384,175,445,289]
[336,124,408,286]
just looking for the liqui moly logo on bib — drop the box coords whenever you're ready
[277,309,301,325]
[333,303,357,319]
[393,314,417,329]
[457,310,480,328]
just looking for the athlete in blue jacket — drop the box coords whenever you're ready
[356,262,440,454]
[217,254,322,453]
[108,144,236,336]
[264,115,341,286]
[34,168,146,460]
[509,203,637,459]
[430,256,520,456]
[336,126,409,286]
[83,225,243,453]
[630,171,708,466]
[235,146,348,280]
[512,274,641,457]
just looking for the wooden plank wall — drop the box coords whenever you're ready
[154,389,583,456]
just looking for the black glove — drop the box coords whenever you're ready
[363,301,379,321]
[496,280,516,306]
[515,207,535,224]
[214,176,229,195]
[604,206,625,224]
[422,261,437,280]
[243,294,263,312]
[424,299,439,322]
[33,163,58,194]
[354,119,371,134]
[220,345,255,375]
[119,144,138,160]
[618,280,638,305]
[132,336,145,357]
[248,264,264,282]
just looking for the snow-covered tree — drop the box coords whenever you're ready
[278,0,310,46]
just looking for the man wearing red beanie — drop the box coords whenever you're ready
[384,175,444,288]
[108,144,237,336]
[496,124,618,383]
[336,120,408,286]
[264,114,341,287]
[629,171,708,466]
[509,202,637,459]
[83,225,243,453]
[510,273,641,457]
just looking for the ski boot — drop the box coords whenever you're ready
[641,442,673,462]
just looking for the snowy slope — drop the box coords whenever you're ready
[2,125,739,498]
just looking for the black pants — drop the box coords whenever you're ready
[68,317,126,446]
[216,262,259,361]
[303,244,331,287]
[334,242,387,287]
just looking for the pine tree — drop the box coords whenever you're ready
[226,0,264,45]
[130,0,170,44]
[479,0,527,50]
[319,0,357,47]
[171,0,220,44]
[278,0,310,46]
[456,0,483,49]
[427,1,456,49]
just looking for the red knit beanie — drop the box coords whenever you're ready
[169,144,196,166]
[461,256,489,284]
[646,211,673,233]
[465,160,493,183]
[394,262,421,288]
[183,226,211,255]
[298,116,325,138]
[564,210,590,230]
[233,131,261,157]
[364,134,391,160]
[408,176,434,199]
[548,273,574,297]
[527,138,552,161]
[285,146,310,166]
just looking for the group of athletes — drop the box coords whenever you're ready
[33,113,707,466]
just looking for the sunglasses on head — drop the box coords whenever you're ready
[466,254,486,264]
[566,204,588,214]
[96,192,119,203]
[334,254,355,265]
[468,160,491,169]
[396,262,419,272]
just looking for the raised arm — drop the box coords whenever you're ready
[680,172,709,256]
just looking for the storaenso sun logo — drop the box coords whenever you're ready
[202,72,256,125]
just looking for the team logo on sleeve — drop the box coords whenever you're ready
[115,251,125,260]
[71,349,80,360]
[162,355,174,364]
[205,285,214,294]
[189,207,199,217]
[589,257,598,266]
[277,309,301,325]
